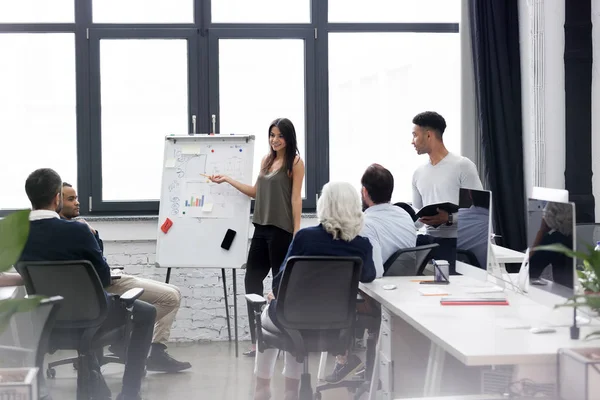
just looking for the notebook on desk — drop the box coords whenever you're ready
[440,297,509,306]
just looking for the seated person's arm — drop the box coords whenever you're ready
[272,231,304,298]
[78,226,112,287]
[93,230,104,253]
[0,272,24,286]
[360,243,376,283]
[361,225,384,278]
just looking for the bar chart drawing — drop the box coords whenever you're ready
[180,179,235,219]
[184,195,205,208]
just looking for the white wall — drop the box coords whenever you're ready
[90,216,319,342]
[519,0,566,199]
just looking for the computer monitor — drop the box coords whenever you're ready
[526,198,576,298]
[456,188,492,274]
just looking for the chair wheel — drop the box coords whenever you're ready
[46,368,56,379]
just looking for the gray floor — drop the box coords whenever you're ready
[45,341,358,400]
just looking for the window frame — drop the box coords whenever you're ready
[0,0,461,216]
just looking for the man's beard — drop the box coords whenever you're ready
[362,198,369,212]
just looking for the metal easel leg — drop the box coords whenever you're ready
[221,268,232,342]
[233,269,239,358]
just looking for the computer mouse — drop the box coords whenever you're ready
[382,284,397,290]
[529,327,556,334]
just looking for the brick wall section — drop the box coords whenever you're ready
[103,240,270,342]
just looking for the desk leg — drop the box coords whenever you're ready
[423,342,445,396]
[317,352,328,381]
[367,330,382,400]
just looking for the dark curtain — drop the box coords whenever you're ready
[469,0,527,251]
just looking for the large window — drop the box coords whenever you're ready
[0,33,77,210]
[0,1,74,23]
[211,0,310,24]
[97,39,189,201]
[0,0,460,215]
[216,37,308,197]
[93,0,194,23]
[328,32,461,202]
[328,0,461,23]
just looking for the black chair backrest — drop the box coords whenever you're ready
[276,256,362,331]
[15,260,109,329]
[394,202,418,222]
[575,223,600,252]
[384,244,439,276]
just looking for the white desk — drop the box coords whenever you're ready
[361,275,598,399]
[491,244,526,264]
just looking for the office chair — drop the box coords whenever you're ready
[38,267,127,377]
[15,260,144,400]
[456,248,481,269]
[383,243,439,276]
[393,202,418,222]
[247,256,363,400]
[0,296,63,400]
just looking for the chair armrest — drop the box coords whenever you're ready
[245,293,267,306]
[119,287,144,307]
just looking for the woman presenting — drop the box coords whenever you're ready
[210,117,304,356]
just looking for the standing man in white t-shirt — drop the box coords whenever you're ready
[411,111,483,274]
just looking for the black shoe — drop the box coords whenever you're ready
[325,355,364,384]
[243,349,256,357]
[146,343,191,373]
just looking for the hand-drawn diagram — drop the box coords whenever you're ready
[166,143,249,219]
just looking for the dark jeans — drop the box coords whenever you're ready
[97,297,156,397]
[245,224,293,344]
[417,235,458,275]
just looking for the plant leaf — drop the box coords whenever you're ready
[0,296,44,336]
[0,210,30,273]
[533,244,589,261]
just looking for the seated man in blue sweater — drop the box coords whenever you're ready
[60,182,191,373]
[18,168,155,400]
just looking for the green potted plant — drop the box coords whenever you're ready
[0,210,44,334]
[0,210,46,400]
[535,243,600,340]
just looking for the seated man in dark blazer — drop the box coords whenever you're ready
[18,168,156,400]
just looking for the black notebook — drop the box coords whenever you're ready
[415,202,460,218]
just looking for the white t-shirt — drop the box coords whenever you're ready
[412,152,483,238]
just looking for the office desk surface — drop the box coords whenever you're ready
[0,286,19,300]
[491,244,526,264]
[360,276,598,367]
